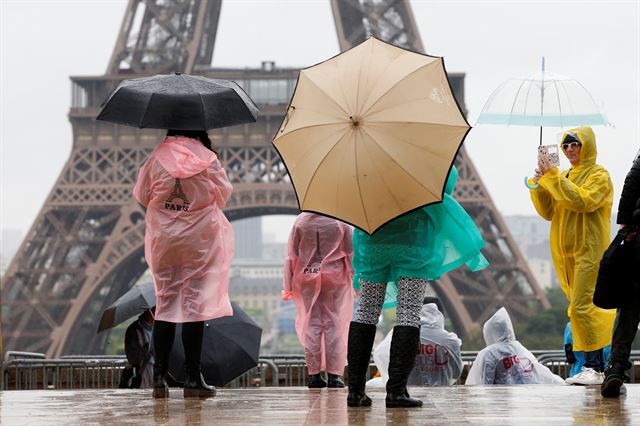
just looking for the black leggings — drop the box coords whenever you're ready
[153,320,204,370]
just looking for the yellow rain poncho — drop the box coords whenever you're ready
[530,126,616,352]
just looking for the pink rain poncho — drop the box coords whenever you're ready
[283,213,355,375]
[133,136,234,323]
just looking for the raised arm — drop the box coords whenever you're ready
[538,167,612,213]
[529,183,555,221]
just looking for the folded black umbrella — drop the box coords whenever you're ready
[96,73,259,130]
[97,281,155,333]
[168,302,262,386]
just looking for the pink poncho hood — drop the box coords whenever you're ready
[155,136,216,179]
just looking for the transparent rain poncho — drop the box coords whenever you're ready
[466,308,564,385]
[283,213,355,375]
[352,166,489,307]
[133,136,234,323]
[368,303,462,387]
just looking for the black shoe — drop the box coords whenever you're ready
[347,390,372,407]
[346,322,377,407]
[328,374,345,388]
[386,326,423,408]
[308,373,328,388]
[601,362,629,398]
[184,370,216,398]
[152,365,169,399]
[386,391,423,408]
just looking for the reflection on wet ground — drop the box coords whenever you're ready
[0,385,637,425]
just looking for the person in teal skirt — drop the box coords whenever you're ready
[346,165,489,408]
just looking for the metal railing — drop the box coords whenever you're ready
[5,350,640,390]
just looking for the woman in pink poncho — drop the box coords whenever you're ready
[133,130,234,399]
[283,213,355,388]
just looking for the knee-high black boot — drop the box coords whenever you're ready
[386,326,422,408]
[347,322,377,407]
[152,320,176,398]
[182,321,216,398]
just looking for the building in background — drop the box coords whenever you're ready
[228,259,286,351]
[232,217,263,260]
[503,215,557,289]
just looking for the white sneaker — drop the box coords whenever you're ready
[565,367,604,385]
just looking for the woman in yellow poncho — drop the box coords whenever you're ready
[530,125,616,385]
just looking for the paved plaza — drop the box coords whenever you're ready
[1,385,639,425]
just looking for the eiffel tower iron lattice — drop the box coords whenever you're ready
[2,0,549,357]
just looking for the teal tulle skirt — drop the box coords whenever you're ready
[352,166,489,308]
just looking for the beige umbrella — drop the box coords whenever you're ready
[273,37,470,234]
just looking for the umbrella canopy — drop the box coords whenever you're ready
[477,60,609,129]
[168,302,262,386]
[272,37,470,234]
[96,73,258,130]
[97,281,155,333]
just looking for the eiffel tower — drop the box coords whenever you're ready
[1,0,549,357]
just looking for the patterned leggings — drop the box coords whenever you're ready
[354,277,427,328]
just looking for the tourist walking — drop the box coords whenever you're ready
[601,149,640,397]
[530,126,616,385]
[133,130,234,399]
[283,213,354,388]
[347,165,488,408]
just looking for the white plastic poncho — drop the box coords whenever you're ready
[465,308,564,385]
[367,303,463,387]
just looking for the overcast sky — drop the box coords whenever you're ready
[1,0,639,244]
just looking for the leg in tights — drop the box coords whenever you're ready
[182,321,205,371]
[354,280,387,325]
[395,277,427,328]
[153,320,176,373]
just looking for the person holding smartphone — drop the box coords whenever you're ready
[529,125,616,385]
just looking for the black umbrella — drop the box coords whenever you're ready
[97,281,155,333]
[96,73,259,130]
[168,302,262,386]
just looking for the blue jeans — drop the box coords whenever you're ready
[584,348,605,373]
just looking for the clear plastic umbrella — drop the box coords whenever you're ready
[477,57,609,145]
[477,57,609,188]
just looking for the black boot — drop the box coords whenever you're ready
[152,320,176,399]
[183,321,216,398]
[328,373,345,388]
[346,322,377,407]
[308,373,328,388]
[601,361,630,398]
[153,363,169,399]
[184,368,216,398]
[386,326,422,408]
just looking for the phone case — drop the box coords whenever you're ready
[538,145,560,168]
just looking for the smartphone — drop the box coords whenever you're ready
[538,144,560,168]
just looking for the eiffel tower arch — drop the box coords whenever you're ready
[2,0,549,357]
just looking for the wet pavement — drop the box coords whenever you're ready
[0,385,638,425]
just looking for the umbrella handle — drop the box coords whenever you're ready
[524,176,539,189]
